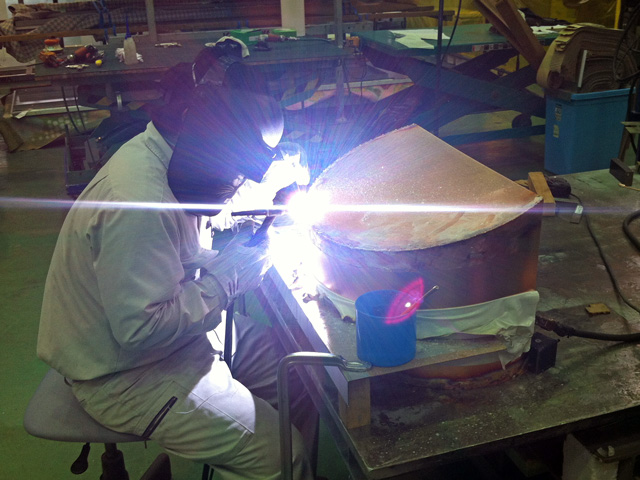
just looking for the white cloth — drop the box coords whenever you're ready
[115,47,143,63]
[317,284,539,367]
[38,121,313,480]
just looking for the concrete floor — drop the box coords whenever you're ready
[0,111,546,480]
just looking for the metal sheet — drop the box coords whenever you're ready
[308,125,542,307]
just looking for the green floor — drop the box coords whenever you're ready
[0,112,546,479]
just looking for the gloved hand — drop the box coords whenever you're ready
[208,180,274,231]
[201,222,272,303]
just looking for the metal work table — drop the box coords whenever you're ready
[355,23,558,56]
[33,35,351,102]
[355,24,558,145]
[258,169,640,479]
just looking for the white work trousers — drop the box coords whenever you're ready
[71,314,315,480]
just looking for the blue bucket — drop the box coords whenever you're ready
[356,290,417,367]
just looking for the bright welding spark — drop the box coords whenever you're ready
[286,189,332,225]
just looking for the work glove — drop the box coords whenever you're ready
[201,222,272,304]
[208,180,274,231]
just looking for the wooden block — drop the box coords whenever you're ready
[585,303,611,316]
[528,171,556,216]
[338,377,371,429]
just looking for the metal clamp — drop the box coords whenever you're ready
[277,352,370,480]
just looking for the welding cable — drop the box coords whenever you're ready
[72,85,88,132]
[535,313,640,342]
[70,86,98,168]
[443,0,463,58]
[623,76,640,155]
[613,1,640,84]
[61,86,81,135]
[535,196,640,342]
[623,209,640,251]
[573,193,640,315]
[342,54,367,103]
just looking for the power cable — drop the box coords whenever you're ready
[443,0,463,58]
[536,193,640,342]
[73,85,87,132]
[61,86,81,135]
[572,193,640,315]
[623,209,640,251]
[613,2,640,84]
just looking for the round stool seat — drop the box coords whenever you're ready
[24,368,144,444]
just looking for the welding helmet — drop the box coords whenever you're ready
[167,49,284,215]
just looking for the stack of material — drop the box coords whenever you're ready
[536,24,637,93]
[474,0,546,69]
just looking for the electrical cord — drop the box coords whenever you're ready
[61,85,99,168]
[61,86,81,135]
[573,193,640,315]
[536,194,640,342]
[73,85,87,132]
[623,209,640,251]
[536,312,640,342]
[341,54,368,102]
[443,0,462,58]
[614,1,640,84]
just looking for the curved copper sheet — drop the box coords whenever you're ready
[311,125,541,251]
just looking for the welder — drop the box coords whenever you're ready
[37,40,315,480]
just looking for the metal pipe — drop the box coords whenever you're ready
[145,0,157,43]
[435,0,444,137]
[334,0,343,47]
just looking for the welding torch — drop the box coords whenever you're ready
[231,208,287,247]
[232,141,309,247]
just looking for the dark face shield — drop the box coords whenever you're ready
[167,83,284,215]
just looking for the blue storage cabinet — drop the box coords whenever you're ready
[544,88,629,174]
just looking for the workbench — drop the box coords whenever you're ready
[355,23,559,145]
[31,34,352,106]
[258,169,640,479]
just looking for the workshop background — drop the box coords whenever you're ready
[0,0,635,479]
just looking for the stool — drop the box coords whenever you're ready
[23,368,171,480]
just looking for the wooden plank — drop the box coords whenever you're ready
[495,0,545,68]
[527,171,556,216]
[474,0,509,33]
[474,0,526,55]
[339,377,371,429]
